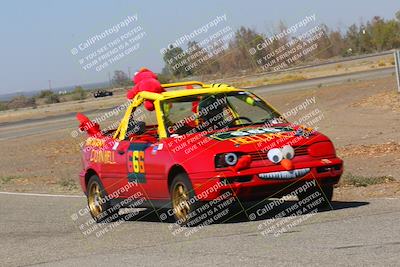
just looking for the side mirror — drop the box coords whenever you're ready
[115,140,130,155]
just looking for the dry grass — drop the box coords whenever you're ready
[340,172,395,187]
[335,64,343,70]
[337,142,400,157]
[377,60,386,67]
[0,176,20,185]
[58,177,79,190]
[351,90,400,112]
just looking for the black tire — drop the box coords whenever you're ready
[320,186,334,203]
[169,173,203,226]
[87,175,119,223]
[297,184,334,209]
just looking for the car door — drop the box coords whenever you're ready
[124,103,169,201]
[95,138,132,198]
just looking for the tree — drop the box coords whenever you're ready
[71,86,87,101]
[358,23,373,54]
[370,16,386,51]
[346,24,360,52]
[44,94,60,104]
[162,45,192,77]
[7,95,36,109]
[37,90,54,99]
[159,9,400,76]
[157,73,172,84]
[328,30,346,57]
[112,70,130,87]
[186,41,208,75]
[231,27,262,71]
[0,101,8,111]
[344,15,400,54]
[313,24,335,59]
[36,89,60,104]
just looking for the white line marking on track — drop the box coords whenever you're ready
[0,191,85,198]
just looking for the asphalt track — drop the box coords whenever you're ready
[1,192,399,266]
[1,67,399,266]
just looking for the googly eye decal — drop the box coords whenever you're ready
[267,148,283,164]
[224,153,238,166]
[281,145,295,160]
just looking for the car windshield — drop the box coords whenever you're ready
[161,91,285,136]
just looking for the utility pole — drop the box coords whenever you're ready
[108,72,111,89]
[394,50,400,93]
[48,80,52,91]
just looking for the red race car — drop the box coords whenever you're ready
[77,81,343,224]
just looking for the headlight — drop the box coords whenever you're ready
[308,141,336,157]
[215,153,239,168]
[224,153,238,165]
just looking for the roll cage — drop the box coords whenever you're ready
[113,81,282,141]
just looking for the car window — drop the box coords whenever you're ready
[226,93,277,123]
[132,104,158,125]
[126,103,159,138]
[94,104,126,135]
[163,99,197,126]
[161,92,283,136]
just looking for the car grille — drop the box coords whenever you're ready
[259,168,310,180]
[249,146,308,161]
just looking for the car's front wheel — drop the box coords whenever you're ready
[170,173,202,226]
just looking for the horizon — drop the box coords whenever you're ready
[0,0,398,95]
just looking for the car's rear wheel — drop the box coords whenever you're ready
[87,175,119,223]
[170,173,202,226]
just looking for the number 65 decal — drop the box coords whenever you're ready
[127,143,149,183]
[128,150,145,173]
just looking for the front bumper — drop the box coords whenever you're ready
[189,158,343,201]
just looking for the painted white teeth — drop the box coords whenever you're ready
[259,168,310,180]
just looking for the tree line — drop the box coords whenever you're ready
[161,11,400,78]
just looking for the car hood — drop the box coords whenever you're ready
[165,124,330,156]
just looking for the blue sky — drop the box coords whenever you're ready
[0,0,398,94]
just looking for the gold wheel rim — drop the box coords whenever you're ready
[88,182,103,218]
[172,183,190,222]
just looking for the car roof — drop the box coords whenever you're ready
[136,81,243,101]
